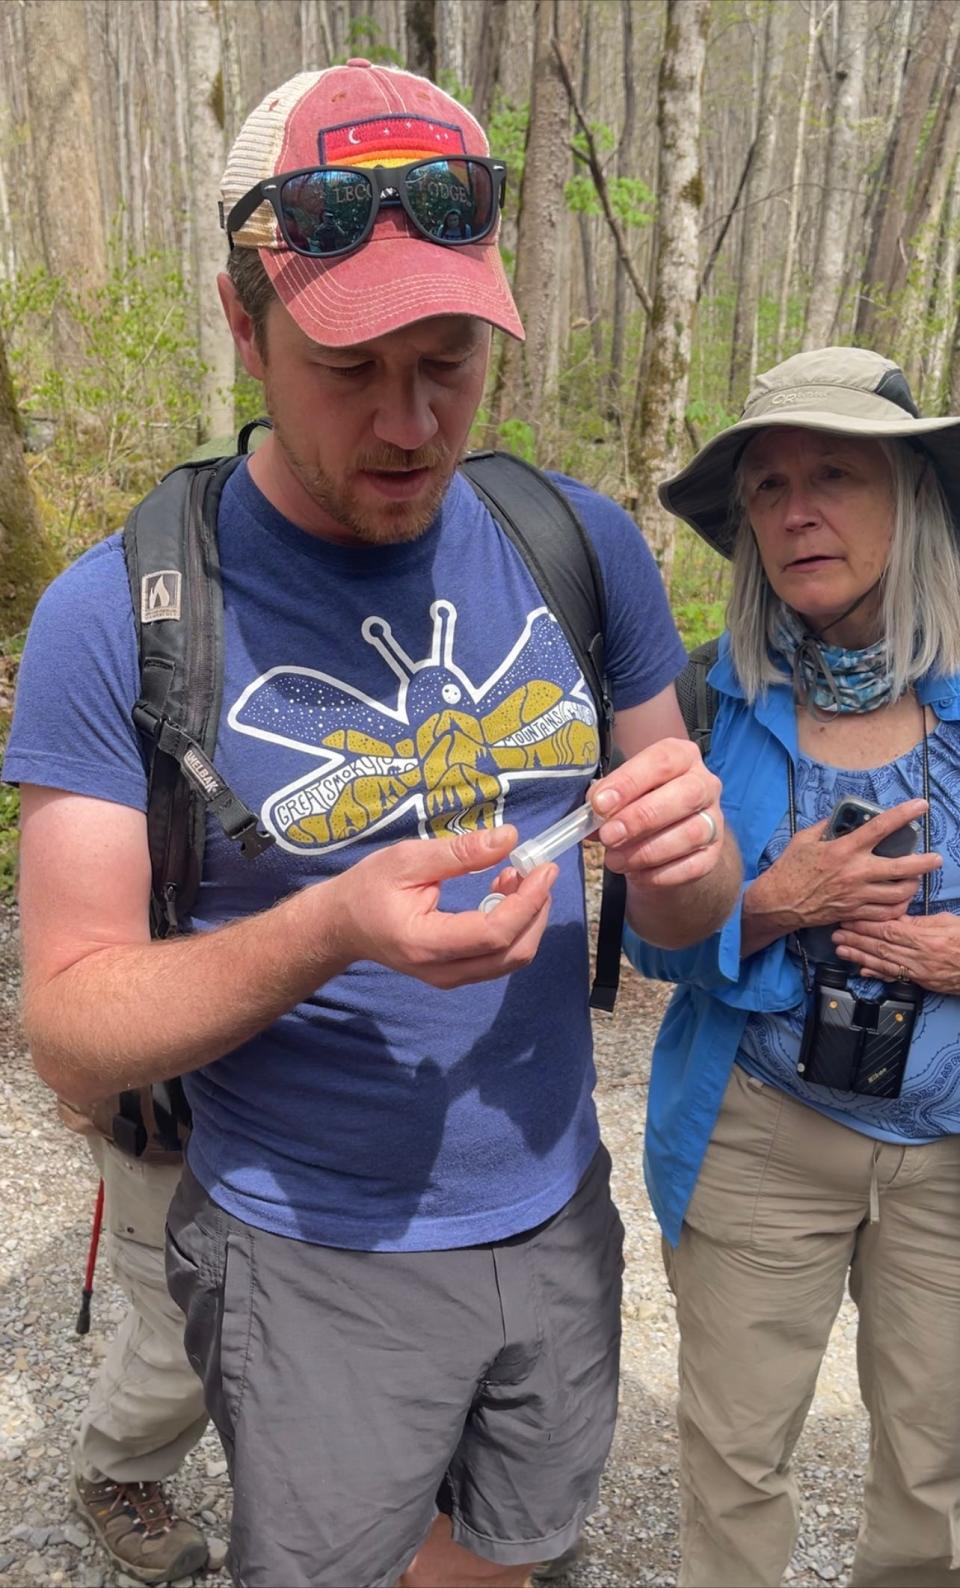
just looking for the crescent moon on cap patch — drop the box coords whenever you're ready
[347,128,361,144]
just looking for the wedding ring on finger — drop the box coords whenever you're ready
[896,963,909,981]
[696,809,719,848]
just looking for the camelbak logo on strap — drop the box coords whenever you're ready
[182,745,224,799]
[141,570,182,623]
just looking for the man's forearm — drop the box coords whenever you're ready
[624,829,741,949]
[25,881,350,1107]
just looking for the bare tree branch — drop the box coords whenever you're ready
[553,36,653,318]
[697,135,756,301]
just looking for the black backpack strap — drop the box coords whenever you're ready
[588,744,628,1014]
[123,452,274,938]
[460,450,627,1012]
[675,637,721,760]
[460,451,614,772]
[592,641,722,1013]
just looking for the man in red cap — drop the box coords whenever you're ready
[7,61,739,1587]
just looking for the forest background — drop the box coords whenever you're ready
[1,0,958,891]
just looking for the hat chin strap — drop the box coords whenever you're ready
[786,577,886,719]
[810,575,883,641]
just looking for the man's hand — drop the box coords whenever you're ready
[833,910,960,994]
[588,737,724,886]
[19,790,558,1105]
[329,825,558,989]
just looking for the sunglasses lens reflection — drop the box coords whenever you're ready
[278,168,374,255]
[405,160,495,241]
[275,160,497,256]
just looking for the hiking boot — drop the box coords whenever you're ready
[70,1470,209,1584]
[532,1542,583,1583]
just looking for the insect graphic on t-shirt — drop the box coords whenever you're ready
[227,599,600,853]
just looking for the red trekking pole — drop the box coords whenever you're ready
[76,1177,105,1335]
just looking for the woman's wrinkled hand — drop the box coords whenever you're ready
[742,798,940,955]
[833,911,960,994]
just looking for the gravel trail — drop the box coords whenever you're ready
[0,896,870,1588]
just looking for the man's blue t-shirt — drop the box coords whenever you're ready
[6,463,685,1250]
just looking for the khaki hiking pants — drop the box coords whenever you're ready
[75,1137,208,1484]
[664,1064,960,1588]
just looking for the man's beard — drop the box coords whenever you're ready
[269,413,455,545]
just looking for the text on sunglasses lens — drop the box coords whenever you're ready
[270,159,500,257]
[405,160,495,240]
[278,169,374,256]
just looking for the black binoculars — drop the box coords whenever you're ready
[797,963,922,1099]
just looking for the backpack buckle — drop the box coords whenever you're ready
[236,816,276,859]
[132,699,163,740]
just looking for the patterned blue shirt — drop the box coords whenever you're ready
[738,728,960,1141]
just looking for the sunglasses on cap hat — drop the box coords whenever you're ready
[223,156,507,261]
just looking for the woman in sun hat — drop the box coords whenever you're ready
[624,347,960,1586]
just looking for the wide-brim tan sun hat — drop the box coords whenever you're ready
[659,347,960,558]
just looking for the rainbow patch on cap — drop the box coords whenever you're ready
[319,114,467,169]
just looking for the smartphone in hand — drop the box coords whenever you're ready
[796,796,922,965]
[823,796,920,859]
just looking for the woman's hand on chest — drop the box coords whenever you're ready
[740,795,939,956]
[833,910,960,995]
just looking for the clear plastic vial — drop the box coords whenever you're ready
[509,800,603,877]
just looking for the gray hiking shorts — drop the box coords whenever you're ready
[166,1146,623,1588]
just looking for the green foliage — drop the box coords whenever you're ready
[669,526,730,650]
[235,370,267,430]
[338,15,402,66]
[566,169,655,229]
[435,71,473,105]
[0,240,205,557]
[566,128,655,230]
[496,417,536,462]
[0,630,26,899]
[487,95,529,211]
[0,784,19,902]
[0,241,209,884]
[672,595,728,650]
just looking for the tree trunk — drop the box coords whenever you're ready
[855,0,952,342]
[300,0,336,66]
[775,0,821,360]
[857,0,913,256]
[0,110,15,280]
[575,6,603,366]
[921,154,960,412]
[471,0,506,127]
[220,1,244,147]
[498,0,537,107]
[169,0,193,309]
[491,0,581,439]
[406,0,436,78]
[803,0,870,349]
[0,326,60,636]
[897,39,960,391]
[608,0,638,401]
[728,0,789,404]
[435,0,467,91]
[947,244,960,413]
[21,0,108,344]
[185,0,235,442]
[629,0,712,590]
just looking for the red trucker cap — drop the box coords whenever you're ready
[219,59,524,348]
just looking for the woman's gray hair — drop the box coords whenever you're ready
[727,438,960,702]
